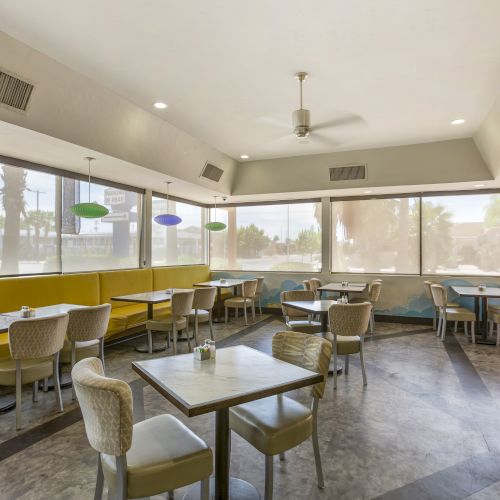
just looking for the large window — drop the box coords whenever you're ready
[152,197,206,266]
[61,182,142,272]
[0,164,59,275]
[332,197,420,274]
[422,194,500,276]
[210,202,321,272]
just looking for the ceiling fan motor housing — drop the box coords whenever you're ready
[292,108,310,137]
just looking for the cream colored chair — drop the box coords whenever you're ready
[60,304,111,400]
[224,279,258,325]
[281,290,322,334]
[328,302,371,390]
[424,280,459,331]
[229,331,332,500]
[309,278,322,299]
[0,314,69,430]
[72,357,212,500]
[430,284,475,342]
[254,276,265,315]
[351,281,382,334]
[188,287,216,346]
[487,306,500,346]
[146,290,194,355]
[302,280,311,291]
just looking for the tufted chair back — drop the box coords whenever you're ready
[328,303,371,338]
[193,287,216,311]
[309,278,322,295]
[272,331,331,399]
[369,282,382,303]
[423,280,435,300]
[430,284,447,308]
[9,313,68,360]
[172,290,195,317]
[67,304,111,342]
[281,290,315,318]
[72,357,133,457]
[255,276,265,295]
[242,280,258,299]
[302,280,311,291]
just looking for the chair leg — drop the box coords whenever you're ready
[265,455,274,500]
[53,353,64,413]
[437,310,442,337]
[259,297,263,316]
[345,355,350,375]
[94,454,104,500]
[186,325,192,352]
[147,329,153,354]
[433,309,437,331]
[471,321,475,345]
[32,381,38,403]
[15,360,22,430]
[43,377,49,392]
[115,456,127,500]
[454,321,458,333]
[251,302,256,322]
[333,348,338,390]
[497,323,500,346]
[194,312,199,347]
[311,398,325,489]
[173,326,177,355]
[200,477,210,500]
[464,322,469,338]
[71,342,77,400]
[441,317,447,341]
[209,312,214,341]
[370,310,374,334]
[360,343,367,386]
[244,305,248,326]
[168,491,174,500]
[99,338,105,372]
[225,307,228,324]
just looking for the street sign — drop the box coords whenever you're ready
[101,212,129,223]
[104,188,126,205]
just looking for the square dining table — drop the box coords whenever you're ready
[193,279,246,322]
[132,345,323,500]
[318,282,367,298]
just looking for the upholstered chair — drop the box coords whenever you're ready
[328,302,371,390]
[430,284,475,342]
[224,279,258,325]
[146,290,194,355]
[59,304,111,400]
[188,287,216,346]
[72,357,212,500]
[351,281,382,333]
[280,290,322,334]
[0,313,69,430]
[487,307,500,346]
[253,276,265,315]
[308,278,322,299]
[424,280,459,331]
[229,331,332,500]
[302,280,311,291]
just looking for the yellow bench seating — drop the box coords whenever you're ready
[0,265,223,358]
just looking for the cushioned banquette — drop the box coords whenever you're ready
[0,265,226,358]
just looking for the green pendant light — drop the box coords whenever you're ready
[70,157,109,219]
[205,196,226,231]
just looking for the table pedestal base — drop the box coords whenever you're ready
[0,395,16,412]
[182,477,260,500]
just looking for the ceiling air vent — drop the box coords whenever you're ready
[329,164,366,181]
[200,162,224,182]
[0,70,34,111]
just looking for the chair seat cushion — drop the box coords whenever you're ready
[229,395,312,456]
[0,357,53,386]
[445,307,475,322]
[101,414,213,497]
[224,297,253,307]
[60,339,100,364]
[286,320,322,334]
[447,302,460,307]
[188,309,210,322]
[146,317,187,332]
[326,333,361,355]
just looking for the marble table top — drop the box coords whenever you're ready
[282,300,337,315]
[111,290,182,303]
[194,279,245,288]
[451,286,500,298]
[318,282,367,293]
[132,345,323,417]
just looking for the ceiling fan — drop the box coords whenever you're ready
[260,71,365,146]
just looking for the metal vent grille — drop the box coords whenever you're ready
[329,164,366,181]
[200,162,224,182]
[0,71,33,111]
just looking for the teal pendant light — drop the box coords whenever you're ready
[205,196,226,231]
[154,181,182,226]
[70,157,109,219]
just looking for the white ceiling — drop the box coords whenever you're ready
[1,0,500,161]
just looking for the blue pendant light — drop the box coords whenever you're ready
[205,196,226,231]
[154,181,182,226]
[70,157,109,219]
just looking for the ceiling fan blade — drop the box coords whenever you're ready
[312,114,366,132]
[255,116,291,130]
[309,131,343,147]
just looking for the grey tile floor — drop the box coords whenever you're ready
[1,316,500,499]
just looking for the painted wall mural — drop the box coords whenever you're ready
[212,271,500,318]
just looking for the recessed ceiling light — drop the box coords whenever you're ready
[475,184,485,188]
[240,154,249,159]
[154,102,167,109]
[450,118,465,125]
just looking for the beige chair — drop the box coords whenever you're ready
[328,302,371,390]
[430,284,475,342]
[0,313,69,430]
[146,290,194,355]
[280,290,322,334]
[424,280,459,330]
[60,304,111,400]
[188,287,216,346]
[229,331,332,500]
[309,278,322,299]
[302,280,311,291]
[72,357,212,500]
[351,281,382,334]
[224,279,258,325]
[487,306,500,346]
[254,276,265,315]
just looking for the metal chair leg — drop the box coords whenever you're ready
[115,456,127,500]
[147,329,153,354]
[167,491,174,500]
[259,297,263,316]
[333,347,338,390]
[94,453,104,500]
[265,455,274,500]
[186,325,192,352]
[454,321,458,333]
[200,477,210,500]
[99,338,105,372]
[15,361,22,430]
[279,452,285,461]
[209,311,214,341]
[251,302,256,322]
[244,305,248,325]
[360,343,367,386]
[53,353,64,413]
[173,326,177,355]
[345,355,350,375]
[71,342,77,400]
[32,381,39,403]
[311,398,325,489]
[471,321,475,344]
[437,311,442,337]
[441,317,447,341]
[225,307,228,324]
